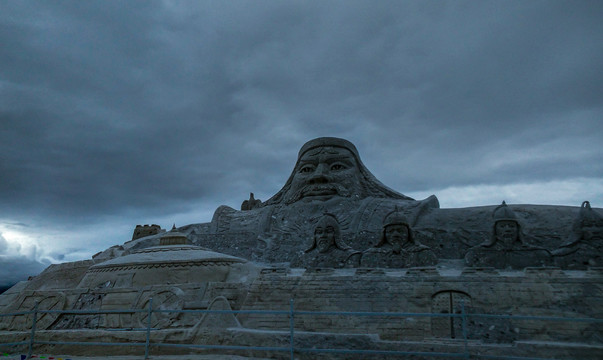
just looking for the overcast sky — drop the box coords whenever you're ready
[1,0,602,285]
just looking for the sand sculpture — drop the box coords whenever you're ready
[464,201,552,269]
[553,201,603,269]
[290,213,361,268]
[361,207,437,268]
[0,137,601,359]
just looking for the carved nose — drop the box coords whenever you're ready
[309,163,330,183]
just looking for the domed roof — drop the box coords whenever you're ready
[159,224,189,246]
[88,245,245,272]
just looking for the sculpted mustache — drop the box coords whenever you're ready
[302,184,348,195]
[285,184,351,204]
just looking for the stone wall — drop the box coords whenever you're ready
[238,267,603,343]
[1,266,602,358]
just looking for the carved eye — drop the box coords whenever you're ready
[299,166,314,173]
[330,163,345,171]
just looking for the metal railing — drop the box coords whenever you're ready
[1,300,602,360]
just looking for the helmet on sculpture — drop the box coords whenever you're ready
[578,201,603,226]
[377,207,414,247]
[558,200,603,248]
[575,201,603,242]
[383,207,410,228]
[487,201,522,246]
[492,201,518,223]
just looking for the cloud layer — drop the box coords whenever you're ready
[1,1,602,276]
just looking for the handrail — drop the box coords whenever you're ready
[2,308,601,323]
[0,300,600,360]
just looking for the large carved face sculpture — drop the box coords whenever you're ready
[284,146,363,203]
[384,224,409,254]
[495,220,519,246]
[263,137,417,206]
[314,216,339,253]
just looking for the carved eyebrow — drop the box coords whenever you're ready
[326,157,354,164]
[298,154,355,165]
[298,161,317,170]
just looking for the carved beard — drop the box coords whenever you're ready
[496,233,518,247]
[392,242,402,254]
[317,238,334,253]
[284,183,352,204]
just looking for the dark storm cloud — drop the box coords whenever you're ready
[0,256,49,286]
[1,0,602,238]
[0,0,246,221]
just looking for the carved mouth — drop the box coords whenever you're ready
[302,185,338,197]
[286,184,349,204]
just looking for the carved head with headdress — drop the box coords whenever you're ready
[376,207,415,253]
[305,214,351,253]
[485,201,522,247]
[264,137,416,205]
[573,201,603,243]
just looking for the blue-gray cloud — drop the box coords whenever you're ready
[0,234,7,253]
[0,255,49,287]
[0,0,601,255]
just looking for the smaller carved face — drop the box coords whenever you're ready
[385,224,409,253]
[495,220,519,245]
[315,225,336,253]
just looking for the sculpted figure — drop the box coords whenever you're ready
[464,201,552,269]
[204,137,438,264]
[290,214,361,268]
[263,137,416,205]
[127,138,589,268]
[361,208,437,268]
[553,201,603,269]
